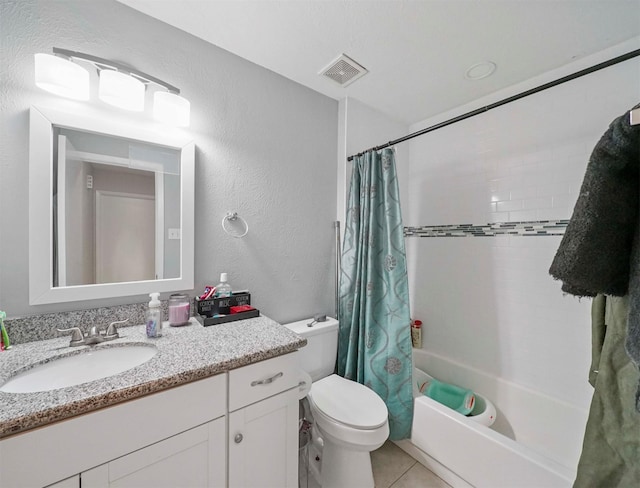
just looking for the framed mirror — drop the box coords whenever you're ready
[29,106,195,305]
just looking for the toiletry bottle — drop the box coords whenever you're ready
[214,273,232,298]
[411,319,422,348]
[146,292,162,338]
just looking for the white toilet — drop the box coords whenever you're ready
[284,317,389,488]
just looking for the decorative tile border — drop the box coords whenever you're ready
[404,220,569,237]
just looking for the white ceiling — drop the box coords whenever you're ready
[118,0,640,125]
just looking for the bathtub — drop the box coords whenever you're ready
[394,350,589,488]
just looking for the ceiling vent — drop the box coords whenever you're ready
[319,54,368,87]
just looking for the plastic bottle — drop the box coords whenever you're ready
[146,292,162,338]
[214,273,232,298]
[411,319,422,348]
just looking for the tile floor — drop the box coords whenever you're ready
[371,441,451,488]
[299,440,451,488]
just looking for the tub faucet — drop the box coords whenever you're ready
[57,319,128,347]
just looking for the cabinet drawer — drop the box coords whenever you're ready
[228,353,298,411]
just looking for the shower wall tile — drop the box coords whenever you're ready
[496,200,523,212]
[551,194,574,209]
[404,56,639,411]
[510,187,538,200]
[523,197,552,210]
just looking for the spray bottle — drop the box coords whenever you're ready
[146,292,162,338]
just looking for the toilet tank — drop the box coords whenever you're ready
[282,317,339,381]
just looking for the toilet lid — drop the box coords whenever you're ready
[309,374,388,429]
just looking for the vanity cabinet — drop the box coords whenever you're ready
[228,353,300,488]
[0,352,300,488]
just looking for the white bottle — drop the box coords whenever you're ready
[411,319,422,348]
[146,292,162,338]
[214,273,232,298]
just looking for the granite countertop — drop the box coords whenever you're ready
[0,315,306,439]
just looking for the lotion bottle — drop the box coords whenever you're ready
[146,292,162,338]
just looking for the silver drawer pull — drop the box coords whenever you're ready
[234,433,243,444]
[251,371,283,387]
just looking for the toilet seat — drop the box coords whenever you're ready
[309,374,388,429]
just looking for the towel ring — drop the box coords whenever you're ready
[222,212,249,238]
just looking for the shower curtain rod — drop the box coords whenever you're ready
[348,48,640,161]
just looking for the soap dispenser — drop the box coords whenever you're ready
[146,292,162,338]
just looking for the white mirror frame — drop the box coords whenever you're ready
[29,106,195,305]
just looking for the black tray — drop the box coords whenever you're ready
[195,309,260,326]
[196,292,251,316]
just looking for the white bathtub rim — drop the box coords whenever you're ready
[412,394,575,485]
[413,348,588,468]
[412,348,583,480]
[413,389,575,484]
[414,348,589,413]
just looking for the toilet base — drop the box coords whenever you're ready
[320,439,375,488]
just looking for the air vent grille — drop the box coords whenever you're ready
[319,54,368,87]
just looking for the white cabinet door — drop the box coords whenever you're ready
[45,475,79,488]
[228,387,299,488]
[82,418,225,488]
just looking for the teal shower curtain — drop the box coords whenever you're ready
[337,148,414,440]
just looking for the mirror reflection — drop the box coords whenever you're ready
[53,128,181,287]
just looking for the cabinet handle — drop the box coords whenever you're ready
[234,433,243,444]
[251,371,283,387]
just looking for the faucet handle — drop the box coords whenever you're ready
[105,319,128,339]
[57,327,84,345]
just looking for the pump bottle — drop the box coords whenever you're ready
[146,292,162,338]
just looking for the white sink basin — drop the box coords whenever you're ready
[0,345,158,393]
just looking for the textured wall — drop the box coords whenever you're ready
[0,0,338,322]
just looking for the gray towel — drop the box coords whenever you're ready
[549,103,640,410]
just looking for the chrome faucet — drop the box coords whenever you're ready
[57,319,128,347]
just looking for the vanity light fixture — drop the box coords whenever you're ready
[153,91,191,127]
[99,69,145,111]
[34,48,190,126]
[34,53,90,100]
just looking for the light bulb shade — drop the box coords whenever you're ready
[99,70,145,111]
[153,91,190,127]
[34,53,90,100]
